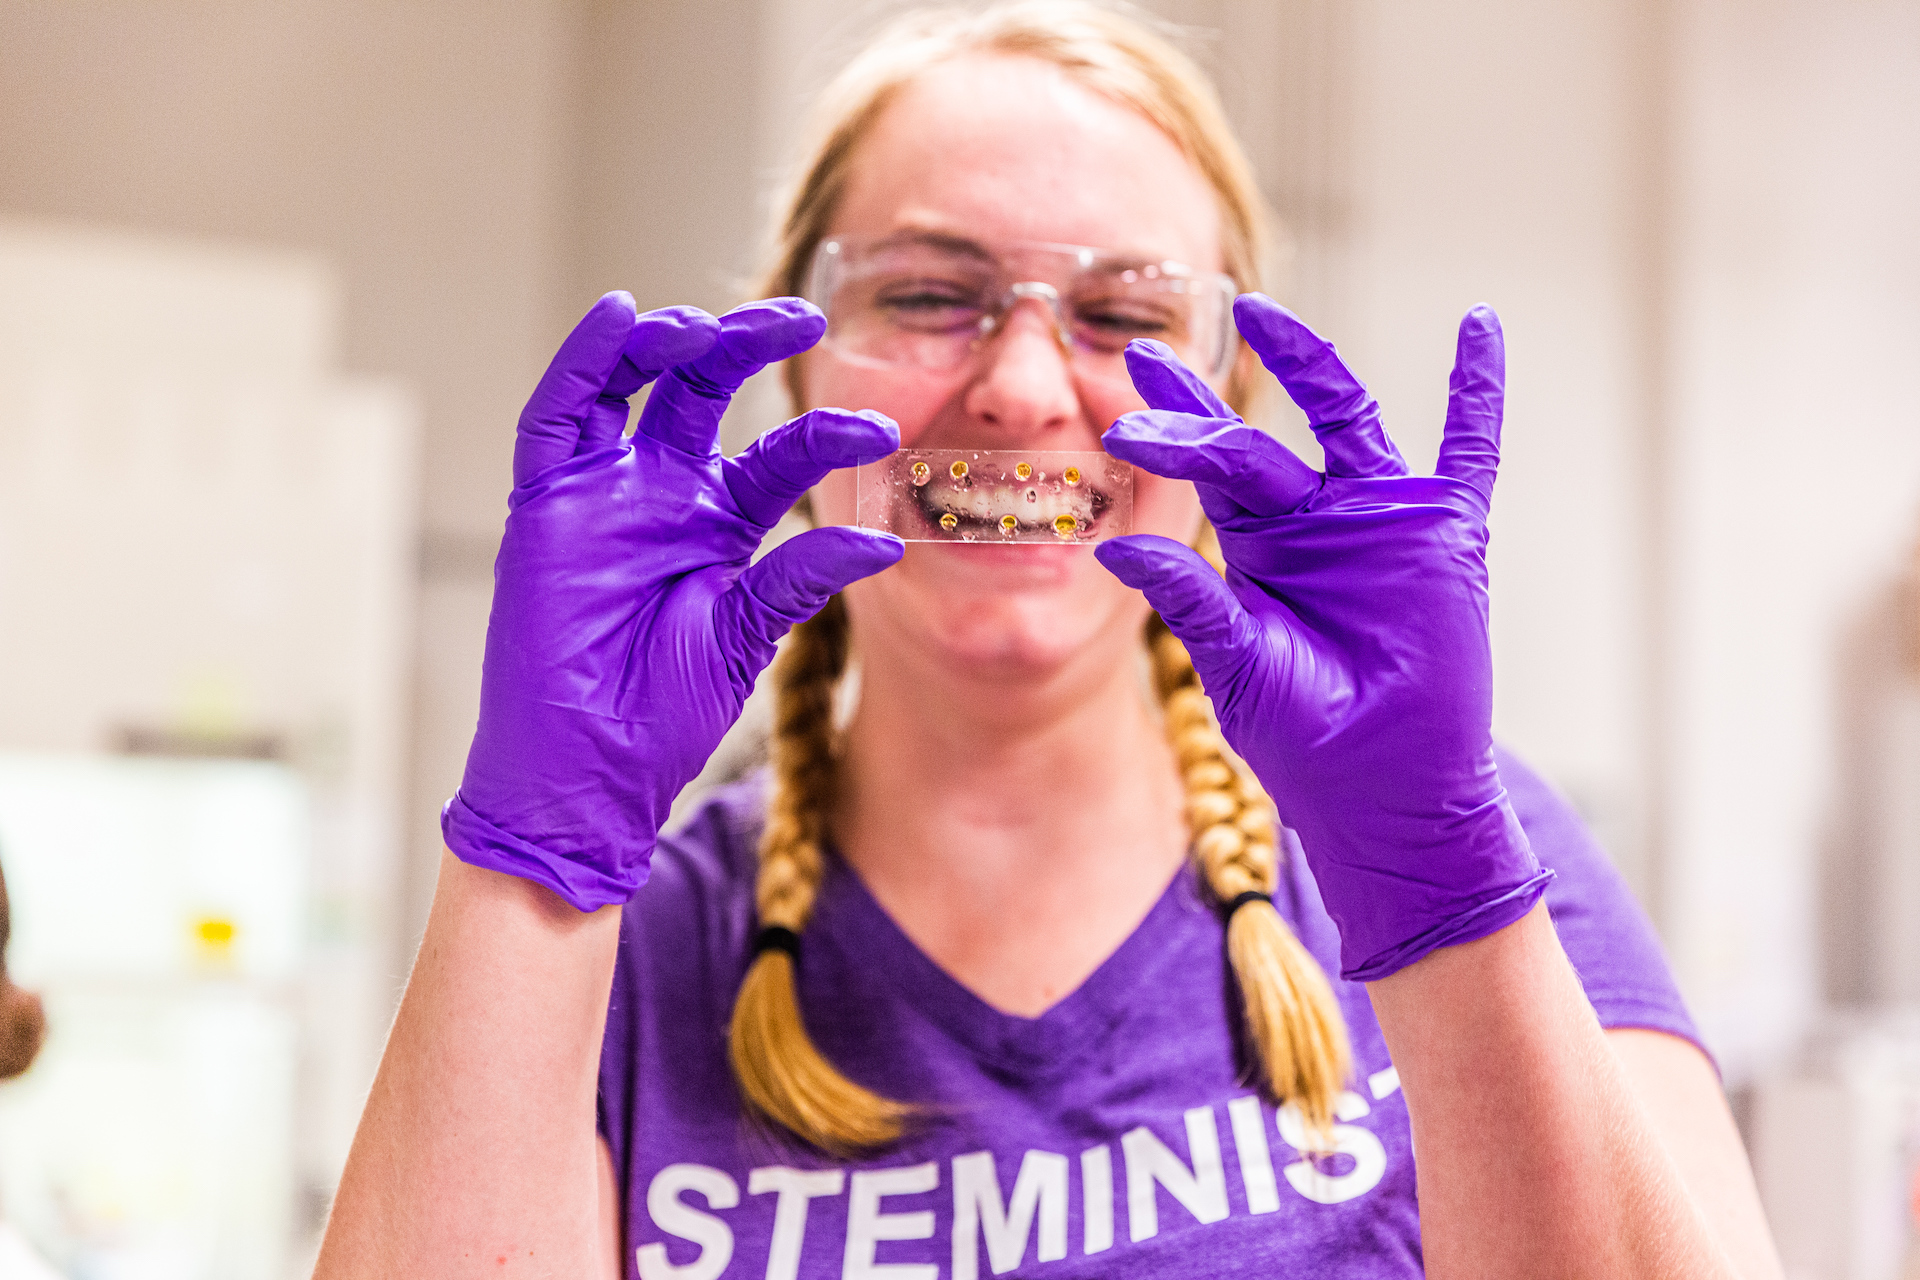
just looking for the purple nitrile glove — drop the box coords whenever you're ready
[1096,294,1551,982]
[443,293,903,910]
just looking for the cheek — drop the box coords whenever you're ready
[1070,382,1206,547]
[1130,471,1205,545]
[803,351,959,526]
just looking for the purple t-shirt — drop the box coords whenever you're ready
[598,747,1702,1279]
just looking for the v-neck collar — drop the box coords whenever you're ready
[808,850,1211,1080]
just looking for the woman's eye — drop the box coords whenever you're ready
[872,277,989,327]
[1073,302,1179,345]
[882,291,973,312]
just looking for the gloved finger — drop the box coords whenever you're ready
[1125,339,1238,420]
[1433,304,1505,508]
[576,305,720,455]
[1232,294,1409,480]
[634,297,827,457]
[1095,535,1267,689]
[513,292,635,488]
[714,526,905,659]
[1103,410,1321,519]
[723,407,899,529]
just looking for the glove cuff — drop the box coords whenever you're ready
[1338,867,1554,982]
[441,792,649,912]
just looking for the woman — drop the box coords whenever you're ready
[318,5,1781,1276]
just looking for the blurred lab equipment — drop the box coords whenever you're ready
[1752,1012,1920,1280]
[0,755,306,1279]
[1749,528,1920,1280]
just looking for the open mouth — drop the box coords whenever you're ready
[853,450,1133,543]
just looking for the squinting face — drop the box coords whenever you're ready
[804,54,1220,686]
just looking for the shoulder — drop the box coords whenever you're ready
[1493,743,1640,930]
[644,772,767,913]
[605,774,766,1054]
[1494,744,1708,1056]
[619,772,765,973]
[1493,746,1605,870]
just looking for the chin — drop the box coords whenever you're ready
[927,604,1123,678]
[853,544,1148,681]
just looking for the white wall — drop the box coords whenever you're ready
[1659,0,1920,1069]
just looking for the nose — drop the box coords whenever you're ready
[962,294,1081,443]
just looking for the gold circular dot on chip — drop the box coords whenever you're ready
[1054,513,1078,538]
[910,461,930,484]
[939,512,959,532]
[1063,466,1082,485]
[1014,462,1033,480]
[999,514,1018,534]
[950,460,969,480]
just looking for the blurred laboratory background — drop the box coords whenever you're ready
[0,0,1916,1276]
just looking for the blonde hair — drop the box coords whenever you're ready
[729,0,1350,1156]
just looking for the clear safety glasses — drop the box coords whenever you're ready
[805,232,1238,387]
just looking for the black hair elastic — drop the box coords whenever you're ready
[1221,890,1272,923]
[752,925,802,960]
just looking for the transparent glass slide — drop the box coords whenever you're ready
[853,450,1132,543]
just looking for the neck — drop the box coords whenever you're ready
[832,621,1190,1016]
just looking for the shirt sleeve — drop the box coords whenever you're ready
[1496,744,1713,1068]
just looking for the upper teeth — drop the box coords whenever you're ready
[922,481,1102,524]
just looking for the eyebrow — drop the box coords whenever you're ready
[873,228,997,262]
[1027,242,1161,273]
[868,228,1194,278]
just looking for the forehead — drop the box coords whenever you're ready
[830,53,1223,271]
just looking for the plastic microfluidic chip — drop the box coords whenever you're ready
[853,450,1132,543]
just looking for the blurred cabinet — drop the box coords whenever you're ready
[0,221,419,1274]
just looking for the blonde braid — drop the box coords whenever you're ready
[1147,558,1352,1145]
[727,596,911,1154]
